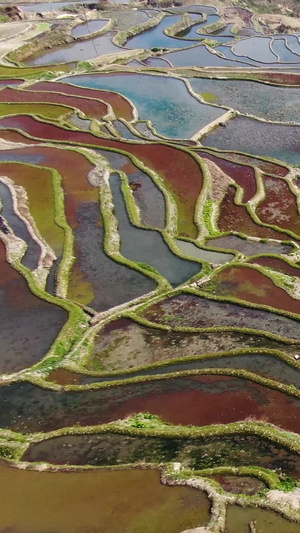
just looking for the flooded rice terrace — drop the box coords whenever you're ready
[1,0,300,531]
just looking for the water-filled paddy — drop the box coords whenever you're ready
[31,80,134,120]
[202,265,300,315]
[25,31,121,65]
[0,463,210,533]
[125,13,225,50]
[190,77,300,123]
[16,1,87,12]
[202,116,300,165]
[206,235,293,256]
[198,150,257,203]
[95,351,300,389]
[67,112,90,130]
[0,240,67,374]
[110,173,201,286]
[0,146,157,309]
[271,37,300,62]
[68,200,157,309]
[84,317,299,373]
[257,175,300,236]
[2,373,300,432]
[175,239,234,263]
[232,36,277,63]
[23,432,300,478]
[161,44,254,68]
[143,293,300,339]
[113,119,139,140]
[249,256,300,278]
[218,186,294,242]
[98,148,166,228]
[1,7,300,524]
[226,505,300,532]
[284,35,300,56]
[0,119,203,237]
[72,19,108,38]
[0,161,64,257]
[210,150,288,177]
[0,86,109,119]
[62,72,227,138]
[0,181,41,270]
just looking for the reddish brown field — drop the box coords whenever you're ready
[219,186,295,241]
[0,146,95,225]
[249,256,300,277]
[0,79,23,86]
[93,374,300,433]
[0,87,108,119]
[0,130,39,144]
[214,150,288,177]
[257,175,300,237]
[30,81,134,121]
[204,264,300,315]
[251,72,300,87]
[198,150,257,203]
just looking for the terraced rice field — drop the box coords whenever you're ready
[2,2,300,532]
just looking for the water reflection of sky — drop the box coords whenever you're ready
[63,73,227,138]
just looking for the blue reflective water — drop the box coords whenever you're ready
[62,72,227,138]
[285,35,300,57]
[142,56,171,67]
[271,37,300,63]
[162,44,252,68]
[25,31,120,65]
[189,77,300,122]
[110,173,201,287]
[202,116,300,166]
[217,43,300,68]
[126,14,190,50]
[72,20,108,38]
[232,36,277,63]
[126,13,229,50]
[17,1,86,12]
[216,44,267,66]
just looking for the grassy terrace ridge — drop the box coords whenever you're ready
[164,12,204,39]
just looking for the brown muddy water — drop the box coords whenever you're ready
[226,504,300,532]
[0,462,210,533]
